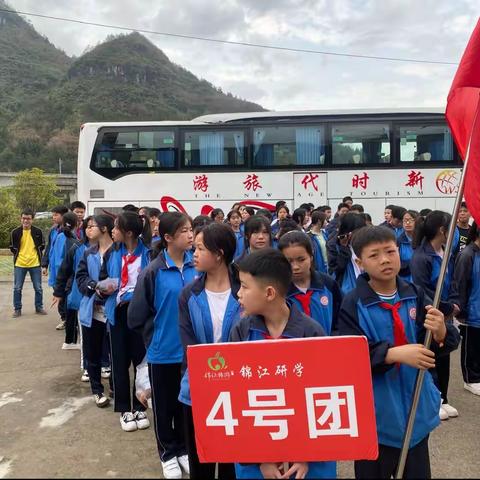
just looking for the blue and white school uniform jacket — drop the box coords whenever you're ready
[308,230,329,274]
[228,305,335,479]
[102,240,150,326]
[410,239,458,317]
[127,250,196,364]
[453,242,480,328]
[327,238,358,294]
[397,231,414,282]
[338,274,460,448]
[287,270,342,335]
[234,230,245,260]
[48,229,70,287]
[178,268,241,406]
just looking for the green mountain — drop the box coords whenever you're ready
[0,4,264,173]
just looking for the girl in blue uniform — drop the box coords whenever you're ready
[128,212,196,480]
[279,231,342,335]
[227,209,244,260]
[307,210,329,274]
[179,222,240,480]
[397,210,418,281]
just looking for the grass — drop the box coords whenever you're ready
[0,256,14,276]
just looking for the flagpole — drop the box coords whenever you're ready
[395,111,477,478]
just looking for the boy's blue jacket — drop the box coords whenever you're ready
[178,267,241,406]
[327,238,357,294]
[229,304,336,479]
[41,225,60,269]
[397,231,414,282]
[410,238,458,317]
[234,230,245,260]
[48,229,75,287]
[338,274,460,448]
[127,250,196,364]
[452,242,480,327]
[287,270,342,335]
[308,230,328,273]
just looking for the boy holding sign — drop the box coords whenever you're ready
[338,226,460,478]
[229,248,336,479]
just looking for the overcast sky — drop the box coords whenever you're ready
[7,0,478,111]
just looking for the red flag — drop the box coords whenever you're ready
[446,19,480,224]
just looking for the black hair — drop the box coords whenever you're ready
[21,208,34,218]
[275,200,287,211]
[419,208,432,217]
[460,201,468,209]
[227,209,242,221]
[311,210,327,227]
[62,212,78,232]
[299,203,313,212]
[385,204,396,211]
[351,226,397,258]
[319,205,331,212]
[350,204,365,213]
[139,206,150,214]
[231,202,242,210]
[93,214,114,236]
[466,222,480,245]
[244,206,255,216]
[147,207,161,218]
[292,208,307,226]
[256,208,273,222]
[199,222,237,265]
[277,205,290,215]
[192,215,213,235]
[237,248,292,297]
[51,205,69,215]
[403,210,419,220]
[155,212,192,252]
[337,202,349,211]
[360,212,372,224]
[413,210,452,248]
[391,206,407,222]
[277,219,301,239]
[338,212,367,237]
[278,230,314,257]
[70,201,86,211]
[122,204,139,213]
[210,208,225,220]
[342,196,353,203]
[116,212,144,239]
[244,215,272,248]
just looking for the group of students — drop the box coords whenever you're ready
[39,196,480,479]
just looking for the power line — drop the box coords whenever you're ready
[0,7,459,66]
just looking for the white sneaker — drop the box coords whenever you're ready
[94,393,109,408]
[439,406,449,420]
[464,382,480,396]
[133,410,150,430]
[442,402,459,417]
[120,412,137,432]
[161,457,182,479]
[101,367,111,378]
[62,343,81,350]
[81,370,89,382]
[177,455,190,475]
[55,321,66,330]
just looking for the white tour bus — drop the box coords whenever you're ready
[77,109,461,223]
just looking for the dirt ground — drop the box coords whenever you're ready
[0,279,479,478]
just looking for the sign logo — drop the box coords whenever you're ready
[208,352,227,371]
[435,170,459,195]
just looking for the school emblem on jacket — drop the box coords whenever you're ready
[409,307,416,320]
[320,295,329,306]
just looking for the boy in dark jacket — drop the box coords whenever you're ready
[229,248,335,479]
[338,226,460,479]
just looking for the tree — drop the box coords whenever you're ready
[11,168,59,213]
[0,187,20,248]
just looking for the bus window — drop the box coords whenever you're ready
[93,130,176,175]
[252,126,325,167]
[183,130,245,167]
[399,125,453,162]
[332,124,390,165]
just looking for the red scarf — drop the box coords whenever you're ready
[378,301,408,347]
[121,254,138,289]
[293,290,315,317]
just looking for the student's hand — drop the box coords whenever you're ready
[282,462,309,479]
[42,267,48,276]
[259,462,283,479]
[51,296,61,308]
[424,305,447,347]
[386,344,435,370]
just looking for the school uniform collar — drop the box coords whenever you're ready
[248,304,310,338]
[418,238,440,257]
[190,265,240,298]
[398,231,412,245]
[356,273,417,307]
[161,249,194,270]
[287,270,327,296]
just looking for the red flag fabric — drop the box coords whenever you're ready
[446,19,480,223]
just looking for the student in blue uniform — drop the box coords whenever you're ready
[397,210,418,282]
[410,210,460,421]
[338,226,460,479]
[238,215,273,260]
[452,222,480,396]
[103,212,151,432]
[229,248,336,479]
[227,209,244,260]
[390,206,407,239]
[270,204,289,237]
[76,214,115,408]
[307,210,329,274]
[128,212,196,480]
[179,222,240,480]
[279,231,342,335]
[327,213,366,294]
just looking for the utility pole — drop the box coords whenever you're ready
[58,157,62,175]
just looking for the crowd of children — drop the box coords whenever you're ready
[34,195,480,479]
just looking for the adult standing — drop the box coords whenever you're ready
[9,208,46,317]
